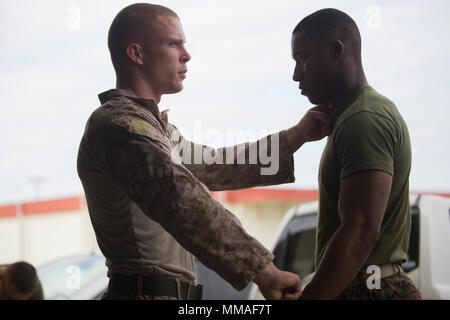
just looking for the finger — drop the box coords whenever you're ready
[280,272,301,291]
[321,126,332,136]
[310,104,333,114]
[309,104,327,112]
[309,110,331,124]
[282,285,301,295]
[283,289,302,300]
[281,281,302,300]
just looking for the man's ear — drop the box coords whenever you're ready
[332,40,345,61]
[126,43,144,65]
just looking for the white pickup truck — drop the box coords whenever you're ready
[248,194,450,300]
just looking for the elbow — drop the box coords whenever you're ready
[342,221,380,255]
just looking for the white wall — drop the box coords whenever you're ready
[0,209,98,267]
[0,217,21,263]
[0,200,300,267]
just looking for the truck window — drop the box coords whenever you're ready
[273,214,317,279]
[285,228,316,278]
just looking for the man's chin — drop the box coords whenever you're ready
[164,85,184,95]
[174,82,184,92]
[305,93,328,106]
[307,95,321,105]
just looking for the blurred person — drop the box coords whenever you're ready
[0,261,43,300]
[291,8,421,299]
[77,3,331,300]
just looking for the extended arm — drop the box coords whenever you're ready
[300,170,392,299]
[168,105,331,191]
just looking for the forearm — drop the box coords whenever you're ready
[301,224,378,299]
[285,123,306,153]
[181,131,295,191]
[137,171,275,291]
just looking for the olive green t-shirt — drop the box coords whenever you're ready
[317,86,412,268]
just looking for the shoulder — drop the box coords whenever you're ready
[87,97,163,140]
[335,87,400,135]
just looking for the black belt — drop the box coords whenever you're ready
[108,274,203,300]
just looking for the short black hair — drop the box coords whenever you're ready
[293,8,361,54]
[5,261,38,295]
[108,3,179,74]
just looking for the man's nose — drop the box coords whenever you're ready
[292,64,303,82]
[181,47,191,63]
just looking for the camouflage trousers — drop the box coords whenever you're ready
[337,271,422,300]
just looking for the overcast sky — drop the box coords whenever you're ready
[0,0,449,204]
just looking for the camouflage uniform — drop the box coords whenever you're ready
[337,271,422,300]
[77,89,296,299]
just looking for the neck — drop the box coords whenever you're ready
[116,73,161,104]
[332,67,368,110]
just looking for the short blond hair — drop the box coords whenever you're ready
[108,3,179,74]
